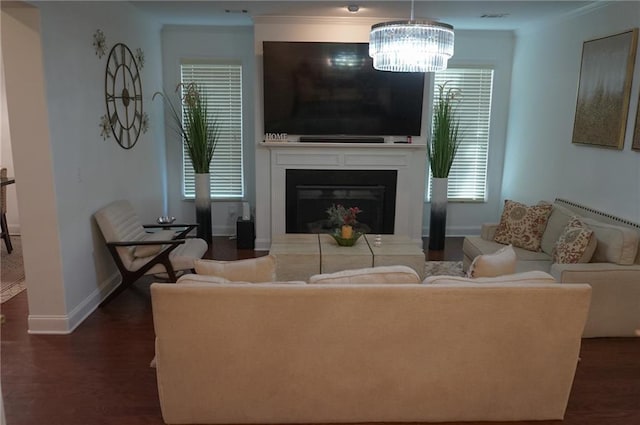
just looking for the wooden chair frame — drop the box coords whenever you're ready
[100,223,198,307]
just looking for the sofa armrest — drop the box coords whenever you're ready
[481,223,499,241]
[550,262,640,283]
[550,262,640,337]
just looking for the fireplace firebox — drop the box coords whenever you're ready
[286,169,397,234]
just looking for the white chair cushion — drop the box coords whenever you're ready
[137,238,208,276]
[134,230,176,258]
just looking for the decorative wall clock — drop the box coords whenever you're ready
[104,42,143,149]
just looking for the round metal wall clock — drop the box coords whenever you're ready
[104,42,143,149]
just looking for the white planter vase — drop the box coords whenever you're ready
[195,173,212,243]
[429,177,448,251]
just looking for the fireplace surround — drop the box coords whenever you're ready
[256,142,427,250]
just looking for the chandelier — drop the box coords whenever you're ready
[369,0,454,72]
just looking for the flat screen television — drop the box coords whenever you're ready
[262,41,425,137]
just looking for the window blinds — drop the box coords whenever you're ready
[428,67,494,201]
[180,63,244,198]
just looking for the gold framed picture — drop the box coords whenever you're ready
[572,29,638,149]
[633,90,640,151]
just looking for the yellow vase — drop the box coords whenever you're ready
[341,225,353,239]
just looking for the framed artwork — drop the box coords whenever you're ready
[572,29,638,149]
[633,91,640,150]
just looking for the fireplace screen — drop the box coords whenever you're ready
[286,169,397,234]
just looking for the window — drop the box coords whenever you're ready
[427,67,494,202]
[180,63,244,198]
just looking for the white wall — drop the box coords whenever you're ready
[504,1,640,222]
[1,2,66,332]
[3,1,165,333]
[160,25,256,236]
[424,30,515,236]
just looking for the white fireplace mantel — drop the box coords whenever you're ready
[255,142,427,250]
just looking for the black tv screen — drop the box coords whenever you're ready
[262,41,425,136]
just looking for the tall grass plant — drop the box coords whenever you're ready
[427,82,461,178]
[153,82,219,173]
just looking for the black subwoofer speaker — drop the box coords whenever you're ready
[236,217,255,249]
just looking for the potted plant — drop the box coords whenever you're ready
[427,82,461,251]
[154,83,219,242]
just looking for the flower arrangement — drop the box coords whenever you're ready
[326,204,362,230]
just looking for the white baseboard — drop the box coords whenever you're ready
[255,238,271,251]
[27,271,120,334]
[27,315,73,334]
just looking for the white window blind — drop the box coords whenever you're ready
[181,63,244,198]
[427,67,494,202]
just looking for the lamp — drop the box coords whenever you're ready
[369,0,454,72]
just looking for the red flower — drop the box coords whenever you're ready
[326,204,362,227]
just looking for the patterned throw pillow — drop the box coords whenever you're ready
[552,217,596,264]
[493,200,553,252]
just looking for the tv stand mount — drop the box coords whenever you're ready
[299,136,385,144]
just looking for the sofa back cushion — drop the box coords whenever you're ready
[309,265,420,284]
[540,204,576,255]
[176,274,306,285]
[423,270,556,285]
[581,218,639,265]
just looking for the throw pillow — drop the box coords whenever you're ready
[467,244,517,278]
[493,200,553,252]
[552,217,597,264]
[133,229,176,258]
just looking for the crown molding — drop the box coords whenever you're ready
[516,1,611,36]
[253,15,386,27]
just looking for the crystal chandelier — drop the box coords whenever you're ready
[369,0,454,72]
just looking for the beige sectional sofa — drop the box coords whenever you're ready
[151,279,590,424]
[463,198,640,337]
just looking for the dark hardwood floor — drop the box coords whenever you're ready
[1,237,639,425]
